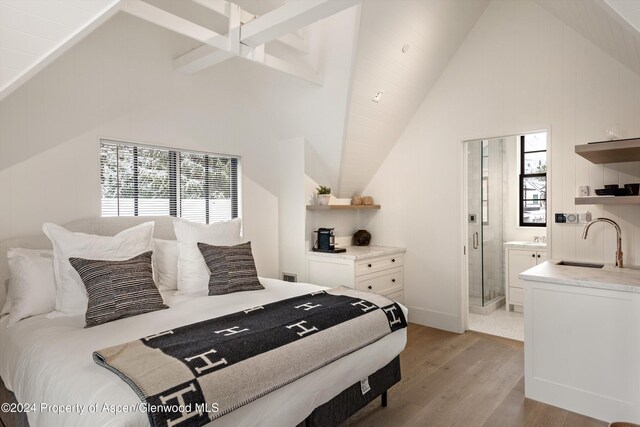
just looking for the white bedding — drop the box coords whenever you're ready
[0,278,407,427]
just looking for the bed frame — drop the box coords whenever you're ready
[0,217,402,427]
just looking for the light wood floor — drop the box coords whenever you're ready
[345,323,607,427]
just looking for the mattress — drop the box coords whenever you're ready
[0,278,407,427]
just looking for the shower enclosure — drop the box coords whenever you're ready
[467,138,505,313]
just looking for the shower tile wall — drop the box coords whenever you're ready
[482,140,504,302]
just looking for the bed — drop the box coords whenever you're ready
[0,217,407,427]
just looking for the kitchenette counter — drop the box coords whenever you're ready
[307,245,406,260]
[520,260,640,293]
[504,240,547,250]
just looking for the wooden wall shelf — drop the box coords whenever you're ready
[306,205,381,211]
[575,196,640,205]
[575,138,640,164]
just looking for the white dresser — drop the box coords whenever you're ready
[307,246,406,304]
[504,241,547,311]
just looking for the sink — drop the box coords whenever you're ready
[556,261,604,269]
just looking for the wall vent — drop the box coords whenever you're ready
[282,273,297,283]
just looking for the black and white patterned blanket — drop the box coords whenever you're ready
[93,287,407,427]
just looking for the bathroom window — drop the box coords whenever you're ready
[100,140,239,224]
[519,133,547,227]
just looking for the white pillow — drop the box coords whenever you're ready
[43,222,155,316]
[152,239,178,291]
[5,249,56,327]
[174,218,242,294]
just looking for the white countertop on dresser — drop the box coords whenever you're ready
[307,246,406,260]
[520,260,640,293]
[503,241,547,250]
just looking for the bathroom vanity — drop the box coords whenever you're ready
[521,261,640,423]
[504,241,547,311]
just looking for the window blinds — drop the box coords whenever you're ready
[100,140,238,224]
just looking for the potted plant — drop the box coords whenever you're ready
[316,186,331,206]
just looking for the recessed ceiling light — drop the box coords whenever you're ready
[372,91,383,103]
[402,44,410,53]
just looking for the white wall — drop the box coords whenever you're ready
[363,0,640,332]
[0,9,359,279]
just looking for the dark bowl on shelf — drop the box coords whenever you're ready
[624,183,640,195]
[595,188,633,196]
[604,184,619,189]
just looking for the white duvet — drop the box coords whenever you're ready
[0,279,407,427]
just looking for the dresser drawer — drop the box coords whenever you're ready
[510,287,524,305]
[355,254,404,276]
[355,268,403,295]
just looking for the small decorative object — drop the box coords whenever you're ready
[351,195,362,205]
[576,185,590,197]
[606,123,620,141]
[362,196,374,206]
[316,186,331,206]
[353,230,371,246]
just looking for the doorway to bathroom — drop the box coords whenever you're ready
[464,131,549,341]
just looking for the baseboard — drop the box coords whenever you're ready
[406,306,462,333]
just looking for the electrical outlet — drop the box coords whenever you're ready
[555,213,566,223]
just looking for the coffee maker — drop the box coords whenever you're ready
[313,228,346,253]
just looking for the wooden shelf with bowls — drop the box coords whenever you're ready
[306,205,381,211]
[575,196,640,205]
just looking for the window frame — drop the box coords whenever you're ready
[99,139,240,224]
[519,134,547,227]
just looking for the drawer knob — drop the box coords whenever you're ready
[537,254,541,258]
[368,263,372,268]
[392,279,396,283]
[367,285,372,290]
[392,258,395,262]
[531,254,535,258]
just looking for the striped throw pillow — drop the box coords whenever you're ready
[69,251,168,327]
[197,242,264,295]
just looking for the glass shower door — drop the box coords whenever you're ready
[468,139,505,309]
[467,141,484,307]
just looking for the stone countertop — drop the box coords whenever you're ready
[520,260,640,293]
[307,245,406,260]
[504,241,547,250]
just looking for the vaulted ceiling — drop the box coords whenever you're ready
[336,0,491,197]
[535,0,640,78]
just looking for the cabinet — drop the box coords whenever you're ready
[506,248,546,311]
[307,247,405,304]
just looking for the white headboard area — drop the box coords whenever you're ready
[0,216,178,310]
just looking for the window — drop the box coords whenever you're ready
[519,133,547,227]
[100,140,239,224]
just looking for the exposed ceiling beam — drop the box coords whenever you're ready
[121,0,228,51]
[174,45,235,73]
[192,0,256,24]
[191,0,309,53]
[0,0,123,102]
[239,45,322,85]
[240,0,359,48]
